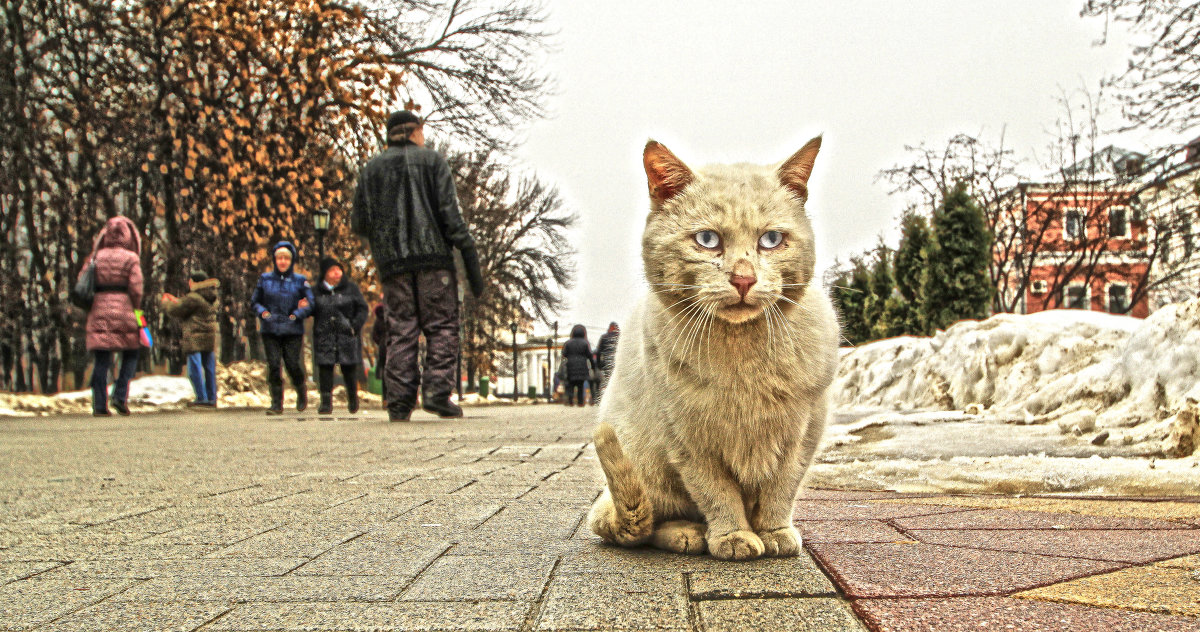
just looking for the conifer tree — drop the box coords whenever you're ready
[922,182,993,332]
[864,243,894,340]
[894,208,931,334]
[831,257,872,345]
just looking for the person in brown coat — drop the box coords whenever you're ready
[162,270,220,407]
[80,216,144,416]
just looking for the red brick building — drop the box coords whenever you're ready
[998,147,1151,318]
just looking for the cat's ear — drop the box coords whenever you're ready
[644,141,695,208]
[778,135,822,199]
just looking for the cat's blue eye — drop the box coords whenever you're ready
[759,231,784,249]
[694,230,722,250]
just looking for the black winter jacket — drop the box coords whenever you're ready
[312,279,369,366]
[562,338,595,382]
[595,331,619,371]
[351,143,475,278]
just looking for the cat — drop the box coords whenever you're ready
[587,137,839,561]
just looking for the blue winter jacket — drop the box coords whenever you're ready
[250,241,315,337]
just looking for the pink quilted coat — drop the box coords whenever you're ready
[80,216,144,351]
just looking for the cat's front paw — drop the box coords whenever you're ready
[757,526,802,557]
[708,530,765,561]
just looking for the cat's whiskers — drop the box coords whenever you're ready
[685,302,716,360]
[662,294,709,331]
[671,299,712,360]
[770,301,799,344]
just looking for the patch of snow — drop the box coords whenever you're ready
[833,298,1200,456]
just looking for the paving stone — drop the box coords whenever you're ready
[807,542,1124,598]
[797,489,912,500]
[688,554,835,599]
[894,508,1197,530]
[911,528,1200,563]
[390,477,476,495]
[0,561,61,585]
[855,596,1200,631]
[792,500,968,521]
[0,576,136,630]
[697,597,866,631]
[209,523,365,558]
[401,553,556,601]
[51,557,308,579]
[137,520,284,546]
[1163,554,1200,568]
[41,600,230,632]
[111,575,408,603]
[880,496,1200,522]
[204,600,532,631]
[289,542,446,577]
[796,520,909,543]
[1016,564,1200,617]
[536,572,688,631]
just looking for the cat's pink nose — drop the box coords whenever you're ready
[730,274,757,300]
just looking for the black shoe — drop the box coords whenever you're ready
[347,390,360,414]
[112,401,130,416]
[318,393,333,415]
[201,401,218,409]
[266,401,283,415]
[422,397,463,418]
[296,388,308,412]
[388,407,412,422]
[186,400,205,408]
[93,410,111,417]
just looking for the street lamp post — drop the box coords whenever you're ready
[312,209,330,262]
[509,321,518,401]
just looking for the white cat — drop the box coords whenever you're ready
[587,137,839,560]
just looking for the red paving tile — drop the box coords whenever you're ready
[798,489,912,500]
[894,509,1195,531]
[792,500,967,521]
[854,596,1200,631]
[911,529,1200,564]
[796,520,910,544]
[807,542,1123,598]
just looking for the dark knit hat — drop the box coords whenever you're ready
[189,269,208,283]
[386,110,421,130]
[319,257,343,281]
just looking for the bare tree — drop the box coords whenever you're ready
[1082,0,1200,132]
[444,147,575,388]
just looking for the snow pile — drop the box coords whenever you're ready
[833,298,1200,456]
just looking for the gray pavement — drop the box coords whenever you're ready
[0,405,863,631]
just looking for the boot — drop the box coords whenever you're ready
[422,396,463,419]
[266,384,284,415]
[318,392,333,415]
[347,387,359,414]
[295,385,308,412]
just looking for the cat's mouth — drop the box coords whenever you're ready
[718,299,763,323]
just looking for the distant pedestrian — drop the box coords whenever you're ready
[561,325,595,407]
[371,302,389,407]
[595,322,620,399]
[161,270,220,408]
[80,216,144,417]
[352,110,485,421]
[250,241,314,414]
[312,257,369,414]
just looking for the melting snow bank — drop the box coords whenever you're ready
[833,298,1200,458]
[807,453,1200,496]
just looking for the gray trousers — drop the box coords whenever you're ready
[383,269,459,411]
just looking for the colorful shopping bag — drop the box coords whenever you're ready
[134,309,153,348]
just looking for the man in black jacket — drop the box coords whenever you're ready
[352,111,485,421]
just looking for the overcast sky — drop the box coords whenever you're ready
[506,0,1170,334]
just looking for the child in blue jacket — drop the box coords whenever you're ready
[251,241,314,414]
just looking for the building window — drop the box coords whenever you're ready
[1065,284,1088,309]
[1107,283,1129,313]
[1108,207,1128,238]
[1064,209,1085,241]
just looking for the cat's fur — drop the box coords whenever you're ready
[587,137,839,560]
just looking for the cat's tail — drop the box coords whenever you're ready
[588,422,653,546]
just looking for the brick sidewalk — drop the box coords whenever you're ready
[0,406,1196,631]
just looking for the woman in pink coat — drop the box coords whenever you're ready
[80,216,144,416]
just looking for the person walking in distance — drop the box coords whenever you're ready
[251,241,314,414]
[311,257,369,415]
[371,302,389,408]
[352,110,485,421]
[161,270,220,407]
[561,325,595,407]
[595,321,620,400]
[80,216,144,417]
